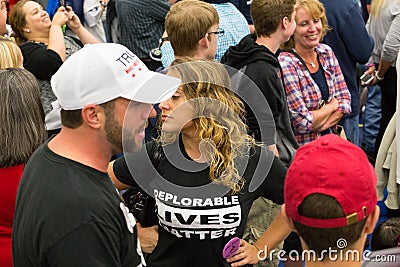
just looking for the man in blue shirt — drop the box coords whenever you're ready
[320,0,374,146]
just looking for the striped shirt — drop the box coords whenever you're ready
[278,43,351,145]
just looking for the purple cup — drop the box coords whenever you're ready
[222,237,241,259]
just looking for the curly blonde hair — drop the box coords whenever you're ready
[159,58,256,194]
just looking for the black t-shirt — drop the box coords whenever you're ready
[113,138,287,267]
[12,142,144,267]
[20,42,63,80]
[310,62,329,102]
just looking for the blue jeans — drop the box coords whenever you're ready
[339,115,360,146]
[363,85,381,152]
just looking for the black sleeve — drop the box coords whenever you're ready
[245,63,284,123]
[20,42,63,80]
[113,155,137,187]
[252,147,287,205]
[236,66,276,145]
[46,222,142,267]
[113,141,158,187]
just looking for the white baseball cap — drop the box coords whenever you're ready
[45,43,180,129]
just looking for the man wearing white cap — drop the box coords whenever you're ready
[12,43,180,267]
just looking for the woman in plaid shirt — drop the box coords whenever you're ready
[278,0,351,145]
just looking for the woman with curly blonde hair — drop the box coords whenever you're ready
[109,58,289,267]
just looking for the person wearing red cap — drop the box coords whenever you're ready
[282,134,380,266]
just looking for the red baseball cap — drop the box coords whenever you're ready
[284,134,378,228]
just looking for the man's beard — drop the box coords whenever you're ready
[105,111,142,154]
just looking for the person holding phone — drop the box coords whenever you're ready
[363,0,400,156]
[9,0,99,118]
[278,0,351,146]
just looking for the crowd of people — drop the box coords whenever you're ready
[1,0,400,266]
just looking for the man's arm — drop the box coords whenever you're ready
[46,221,142,266]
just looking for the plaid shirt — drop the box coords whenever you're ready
[116,0,170,58]
[278,43,351,145]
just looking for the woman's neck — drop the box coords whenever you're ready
[294,45,315,60]
[28,34,49,45]
[181,130,206,162]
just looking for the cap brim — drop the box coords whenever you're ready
[121,72,180,104]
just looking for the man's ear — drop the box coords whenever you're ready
[281,16,289,30]
[281,204,298,232]
[364,205,380,234]
[81,104,103,129]
[198,34,209,49]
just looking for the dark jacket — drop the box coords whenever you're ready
[320,0,374,118]
[221,34,298,166]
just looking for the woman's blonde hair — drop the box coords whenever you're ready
[282,0,330,51]
[160,58,256,194]
[9,0,31,45]
[0,36,23,69]
[370,0,391,19]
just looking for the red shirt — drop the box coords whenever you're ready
[0,164,24,267]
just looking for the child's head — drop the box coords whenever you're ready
[165,0,219,58]
[251,0,296,37]
[283,135,379,260]
[371,218,400,251]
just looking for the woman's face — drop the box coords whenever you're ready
[293,7,322,50]
[22,1,51,35]
[158,87,194,134]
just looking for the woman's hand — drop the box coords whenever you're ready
[326,97,339,111]
[311,97,339,132]
[48,6,68,61]
[137,223,159,254]
[226,239,260,267]
[66,7,83,31]
[51,6,69,27]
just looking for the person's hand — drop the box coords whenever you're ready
[364,65,380,86]
[66,7,83,31]
[365,64,376,75]
[327,97,339,112]
[136,223,159,254]
[226,239,260,267]
[51,6,69,27]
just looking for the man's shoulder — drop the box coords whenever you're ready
[319,0,354,9]
[245,60,279,79]
[319,0,358,20]
[248,61,276,73]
